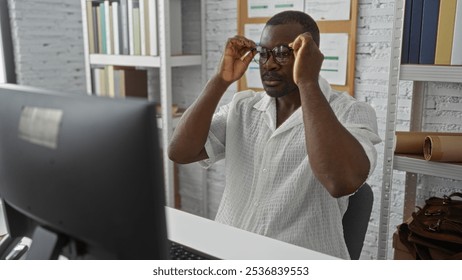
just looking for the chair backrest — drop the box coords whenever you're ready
[342,183,373,260]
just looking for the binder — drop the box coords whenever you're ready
[435,0,457,65]
[408,0,424,64]
[419,0,440,64]
[401,0,412,64]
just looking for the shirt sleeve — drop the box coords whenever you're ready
[342,101,382,178]
[198,102,231,169]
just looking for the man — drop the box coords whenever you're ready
[168,11,380,259]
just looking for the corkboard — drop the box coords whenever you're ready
[237,0,358,96]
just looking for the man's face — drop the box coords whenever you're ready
[259,23,305,98]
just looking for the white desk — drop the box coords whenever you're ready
[166,207,339,260]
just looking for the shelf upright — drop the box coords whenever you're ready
[157,0,175,207]
[378,0,405,260]
[81,0,92,94]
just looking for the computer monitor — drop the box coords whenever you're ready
[0,84,168,259]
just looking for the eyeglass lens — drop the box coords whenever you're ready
[254,45,293,65]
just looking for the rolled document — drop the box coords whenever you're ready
[394,132,462,154]
[423,135,462,162]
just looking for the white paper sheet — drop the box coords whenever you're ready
[272,0,305,14]
[248,0,304,18]
[319,33,348,86]
[305,0,351,21]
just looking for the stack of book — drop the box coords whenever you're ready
[86,0,159,56]
[92,66,148,98]
[401,0,462,65]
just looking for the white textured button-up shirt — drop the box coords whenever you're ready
[200,77,381,259]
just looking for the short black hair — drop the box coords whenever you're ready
[266,11,320,47]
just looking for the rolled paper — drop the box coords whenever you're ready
[394,132,462,154]
[423,135,462,162]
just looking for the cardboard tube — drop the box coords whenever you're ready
[394,132,462,154]
[423,135,462,162]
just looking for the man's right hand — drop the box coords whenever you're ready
[217,36,256,84]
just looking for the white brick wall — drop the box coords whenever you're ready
[8,0,86,93]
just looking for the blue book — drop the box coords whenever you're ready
[401,0,413,63]
[408,0,424,64]
[419,0,440,64]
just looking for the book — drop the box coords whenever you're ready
[123,68,147,98]
[112,0,120,55]
[148,0,158,56]
[92,68,101,96]
[451,0,462,65]
[133,1,141,55]
[99,3,107,54]
[96,4,103,54]
[401,0,412,64]
[139,0,147,55]
[119,0,130,55]
[92,4,100,54]
[104,0,112,55]
[86,1,95,54]
[113,68,122,97]
[143,0,150,56]
[419,0,440,64]
[106,65,115,97]
[435,0,457,65]
[408,0,424,64]
[128,0,134,55]
[92,67,107,96]
[108,1,114,55]
[118,68,126,97]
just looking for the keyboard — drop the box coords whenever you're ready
[169,241,215,260]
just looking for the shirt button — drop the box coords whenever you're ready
[262,168,267,173]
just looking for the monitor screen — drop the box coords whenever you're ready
[0,84,168,259]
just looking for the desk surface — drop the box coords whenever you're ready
[166,207,339,260]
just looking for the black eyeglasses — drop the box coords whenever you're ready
[254,44,294,65]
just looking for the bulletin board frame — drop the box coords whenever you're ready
[237,0,358,96]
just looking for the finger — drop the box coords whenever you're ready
[290,35,303,52]
[230,36,257,52]
[239,48,256,64]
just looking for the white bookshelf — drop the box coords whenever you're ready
[393,155,462,181]
[400,64,462,82]
[379,0,462,259]
[89,54,201,68]
[80,0,205,208]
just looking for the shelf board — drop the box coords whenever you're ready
[400,65,462,83]
[394,154,462,180]
[89,54,202,68]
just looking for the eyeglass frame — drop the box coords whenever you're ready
[253,44,294,65]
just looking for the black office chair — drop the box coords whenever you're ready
[342,183,374,260]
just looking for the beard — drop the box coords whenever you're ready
[262,72,299,98]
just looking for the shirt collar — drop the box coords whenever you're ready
[252,75,332,135]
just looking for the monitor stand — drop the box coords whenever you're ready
[26,226,66,260]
